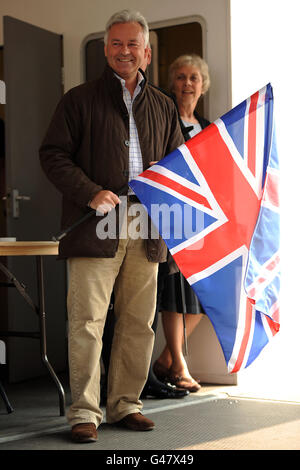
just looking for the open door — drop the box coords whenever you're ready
[2,17,66,382]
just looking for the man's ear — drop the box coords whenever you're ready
[147,48,152,65]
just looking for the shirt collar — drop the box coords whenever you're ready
[114,70,145,92]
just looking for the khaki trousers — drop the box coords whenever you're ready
[66,231,158,427]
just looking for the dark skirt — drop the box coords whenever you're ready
[159,267,204,315]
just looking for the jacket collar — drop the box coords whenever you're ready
[102,64,147,98]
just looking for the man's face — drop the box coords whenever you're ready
[104,22,147,81]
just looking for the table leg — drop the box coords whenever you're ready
[0,380,14,413]
[36,256,66,416]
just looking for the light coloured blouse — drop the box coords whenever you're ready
[181,119,202,138]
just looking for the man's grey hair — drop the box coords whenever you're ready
[104,9,149,47]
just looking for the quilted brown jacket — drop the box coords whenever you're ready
[39,66,184,260]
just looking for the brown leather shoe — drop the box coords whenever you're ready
[71,423,98,443]
[117,412,155,431]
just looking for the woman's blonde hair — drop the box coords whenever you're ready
[168,54,210,95]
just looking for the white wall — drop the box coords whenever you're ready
[230,0,300,394]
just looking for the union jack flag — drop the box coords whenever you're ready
[129,83,280,373]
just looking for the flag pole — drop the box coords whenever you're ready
[52,185,128,242]
[179,271,188,356]
[52,210,94,241]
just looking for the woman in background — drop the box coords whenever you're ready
[153,54,211,393]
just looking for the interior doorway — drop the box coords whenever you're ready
[0,46,6,240]
[0,17,66,383]
[0,46,7,359]
[84,20,206,118]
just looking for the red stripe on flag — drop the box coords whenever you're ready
[265,314,280,335]
[231,300,253,373]
[263,172,279,208]
[142,171,212,209]
[271,301,280,324]
[247,254,280,298]
[248,92,259,177]
[266,254,280,271]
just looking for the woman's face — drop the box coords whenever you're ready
[172,65,203,109]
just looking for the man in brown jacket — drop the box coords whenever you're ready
[40,9,183,443]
